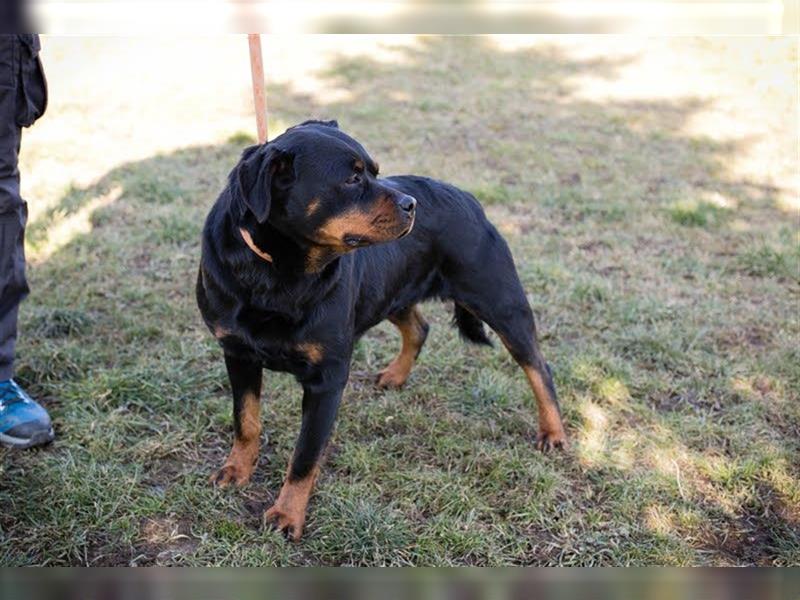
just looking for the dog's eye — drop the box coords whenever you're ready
[345,173,362,186]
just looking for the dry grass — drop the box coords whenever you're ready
[0,35,797,566]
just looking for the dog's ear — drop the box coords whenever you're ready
[231,144,293,224]
[297,119,339,129]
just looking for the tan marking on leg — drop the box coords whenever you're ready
[211,390,262,487]
[295,342,323,364]
[377,307,427,389]
[522,365,567,451]
[497,333,567,452]
[264,463,320,542]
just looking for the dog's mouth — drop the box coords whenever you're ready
[396,217,415,239]
[343,217,414,248]
[343,234,372,248]
[397,215,416,240]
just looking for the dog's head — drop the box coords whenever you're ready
[231,120,416,257]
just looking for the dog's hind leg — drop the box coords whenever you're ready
[212,354,263,487]
[492,311,566,451]
[478,305,566,450]
[376,305,430,389]
[449,234,566,451]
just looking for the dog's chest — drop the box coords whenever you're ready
[217,326,321,377]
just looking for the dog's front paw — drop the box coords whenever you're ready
[535,428,567,452]
[210,462,254,488]
[264,503,306,542]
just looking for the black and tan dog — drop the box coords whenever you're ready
[197,120,566,540]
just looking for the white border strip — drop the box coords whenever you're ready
[33,2,790,35]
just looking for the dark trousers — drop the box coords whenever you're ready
[0,34,46,381]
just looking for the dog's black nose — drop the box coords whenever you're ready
[397,195,416,214]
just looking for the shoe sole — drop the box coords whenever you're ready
[0,428,55,449]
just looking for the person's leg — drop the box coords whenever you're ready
[0,177,28,382]
[0,34,52,448]
[0,35,26,381]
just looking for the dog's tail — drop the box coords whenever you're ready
[452,303,492,346]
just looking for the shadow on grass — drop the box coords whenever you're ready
[1,36,796,566]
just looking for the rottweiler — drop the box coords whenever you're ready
[197,120,566,541]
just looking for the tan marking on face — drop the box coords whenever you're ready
[316,209,377,245]
[296,342,323,364]
[305,245,331,273]
[353,159,365,172]
[315,198,401,246]
[264,463,320,542]
[305,197,321,217]
[239,227,273,263]
[211,390,261,488]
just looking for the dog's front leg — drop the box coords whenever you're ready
[264,370,346,541]
[211,354,263,487]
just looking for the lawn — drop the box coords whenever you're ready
[0,36,797,566]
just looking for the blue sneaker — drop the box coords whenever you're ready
[0,379,54,448]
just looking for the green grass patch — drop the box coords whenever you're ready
[124,175,185,205]
[736,243,799,281]
[667,199,730,227]
[470,184,515,205]
[226,131,257,146]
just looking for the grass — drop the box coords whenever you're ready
[0,36,798,566]
[667,199,731,228]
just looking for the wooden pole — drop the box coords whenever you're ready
[248,34,268,144]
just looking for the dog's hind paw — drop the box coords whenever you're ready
[375,370,407,389]
[375,362,411,389]
[535,429,567,453]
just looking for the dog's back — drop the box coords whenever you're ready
[350,174,506,339]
